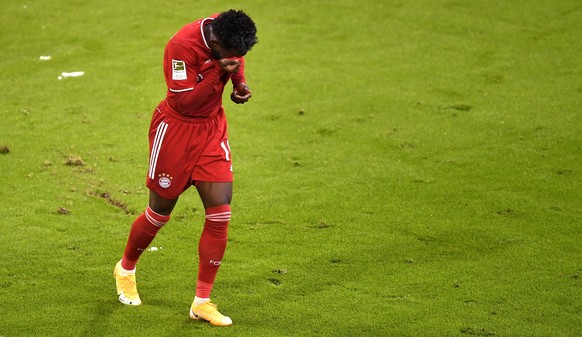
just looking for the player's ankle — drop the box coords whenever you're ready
[194,296,211,306]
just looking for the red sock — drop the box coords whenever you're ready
[121,207,170,270]
[196,205,231,298]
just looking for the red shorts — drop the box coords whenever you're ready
[145,100,233,199]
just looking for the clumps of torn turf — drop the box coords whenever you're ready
[64,156,85,166]
[56,207,70,215]
[89,191,136,214]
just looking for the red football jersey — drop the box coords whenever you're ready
[163,15,246,117]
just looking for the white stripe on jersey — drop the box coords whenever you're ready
[148,121,168,179]
[169,87,194,93]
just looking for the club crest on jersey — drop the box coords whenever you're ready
[172,59,187,80]
[158,173,173,188]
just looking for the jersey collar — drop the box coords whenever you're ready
[200,17,215,50]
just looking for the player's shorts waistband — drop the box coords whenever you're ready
[157,99,222,124]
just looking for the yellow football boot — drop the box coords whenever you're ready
[189,301,233,326]
[113,260,142,306]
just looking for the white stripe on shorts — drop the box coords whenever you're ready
[220,141,230,161]
[148,121,168,179]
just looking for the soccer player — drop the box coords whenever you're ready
[113,9,258,326]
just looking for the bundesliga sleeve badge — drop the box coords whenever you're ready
[172,60,187,80]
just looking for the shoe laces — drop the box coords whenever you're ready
[197,301,224,318]
[118,274,138,294]
[199,301,218,311]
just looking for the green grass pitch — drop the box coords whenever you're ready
[1,0,581,336]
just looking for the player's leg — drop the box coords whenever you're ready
[148,189,179,215]
[121,191,177,268]
[114,191,176,305]
[190,181,233,326]
[115,101,190,306]
[196,181,232,208]
[195,181,232,292]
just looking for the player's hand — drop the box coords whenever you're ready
[219,58,240,73]
[231,83,252,104]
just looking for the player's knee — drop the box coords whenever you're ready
[148,190,178,215]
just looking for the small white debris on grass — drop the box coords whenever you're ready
[58,71,85,80]
[62,71,84,77]
[39,55,51,61]
[148,247,163,251]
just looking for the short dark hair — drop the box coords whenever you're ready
[213,9,258,53]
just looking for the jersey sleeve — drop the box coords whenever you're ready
[231,57,247,86]
[164,42,198,92]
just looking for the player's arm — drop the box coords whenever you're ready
[171,65,223,112]
[166,43,224,113]
[230,57,252,104]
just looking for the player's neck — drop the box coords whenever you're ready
[203,23,213,44]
